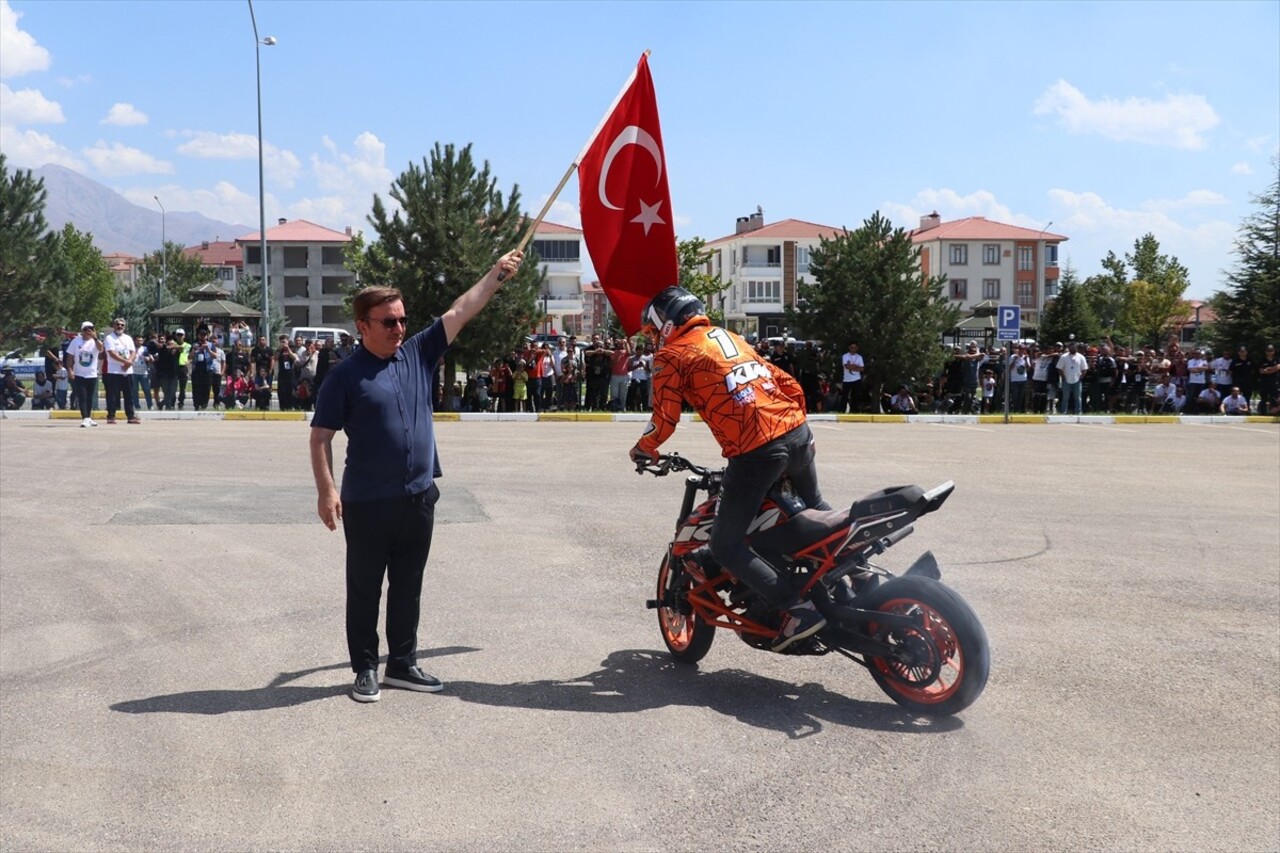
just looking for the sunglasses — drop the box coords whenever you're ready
[368,316,408,329]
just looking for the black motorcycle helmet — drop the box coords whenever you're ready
[640,286,705,343]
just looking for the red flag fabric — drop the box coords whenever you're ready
[578,54,678,336]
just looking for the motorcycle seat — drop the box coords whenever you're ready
[749,507,851,554]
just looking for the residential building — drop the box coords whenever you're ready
[910,213,1067,329]
[580,280,610,337]
[102,252,143,290]
[530,221,585,336]
[238,219,355,332]
[702,208,845,339]
[182,240,243,289]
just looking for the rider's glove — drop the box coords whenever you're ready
[630,444,658,466]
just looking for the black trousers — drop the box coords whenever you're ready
[341,484,439,673]
[104,373,135,419]
[711,424,830,608]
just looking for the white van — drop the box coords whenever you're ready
[285,327,352,345]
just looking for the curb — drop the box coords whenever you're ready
[8,410,1278,425]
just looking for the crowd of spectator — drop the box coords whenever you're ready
[8,324,1276,420]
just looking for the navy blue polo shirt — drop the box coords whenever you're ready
[312,320,447,504]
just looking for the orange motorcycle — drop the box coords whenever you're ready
[638,453,989,717]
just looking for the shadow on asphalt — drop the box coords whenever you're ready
[109,645,480,715]
[448,649,964,739]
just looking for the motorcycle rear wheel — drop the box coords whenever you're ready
[656,555,715,663]
[860,576,989,716]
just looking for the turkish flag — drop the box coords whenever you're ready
[578,53,678,336]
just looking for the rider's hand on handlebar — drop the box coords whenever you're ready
[630,444,658,472]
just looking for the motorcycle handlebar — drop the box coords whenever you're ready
[634,453,711,478]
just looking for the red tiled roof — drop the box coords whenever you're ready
[531,220,582,235]
[238,219,352,243]
[705,218,845,246]
[582,280,603,293]
[183,240,243,267]
[911,216,1068,243]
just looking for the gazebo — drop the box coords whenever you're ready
[151,283,261,344]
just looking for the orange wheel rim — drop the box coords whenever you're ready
[871,598,964,704]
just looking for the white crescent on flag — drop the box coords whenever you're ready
[597,125,664,211]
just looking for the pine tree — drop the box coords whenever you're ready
[787,211,958,403]
[1040,265,1101,344]
[0,154,71,341]
[1211,157,1280,355]
[360,143,541,373]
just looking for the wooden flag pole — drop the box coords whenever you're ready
[499,50,650,281]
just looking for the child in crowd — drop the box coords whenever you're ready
[511,360,529,413]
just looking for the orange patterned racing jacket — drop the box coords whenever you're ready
[636,316,807,459]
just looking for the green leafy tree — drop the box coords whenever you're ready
[232,275,285,336]
[1122,279,1190,349]
[787,211,958,402]
[359,143,542,374]
[126,242,216,333]
[1040,265,1101,344]
[61,224,116,331]
[0,154,72,343]
[676,237,727,326]
[1210,157,1280,356]
[1080,252,1128,337]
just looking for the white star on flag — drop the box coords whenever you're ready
[630,199,666,235]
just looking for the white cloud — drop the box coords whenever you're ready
[174,129,301,188]
[0,124,84,170]
[880,188,1027,232]
[0,0,50,79]
[101,102,147,126]
[56,73,92,88]
[0,82,63,124]
[1231,161,1253,176]
[123,181,266,233]
[1032,79,1220,150]
[83,141,173,177]
[1242,135,1270,154]
[289,132,395,230]
[1143,190,1229,212]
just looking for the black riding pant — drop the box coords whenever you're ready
[341,484,439,673]
[710,423,830,609]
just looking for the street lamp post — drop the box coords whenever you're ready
[154,195,165,335]
[249,0,276,341]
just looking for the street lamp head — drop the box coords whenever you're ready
[261,35,277,45]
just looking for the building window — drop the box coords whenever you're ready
[322,276,350,295]
[531,239,581,263]
[283,246,308,268]
[245,245,271,265]
[746,280,780,303]
[982,279,1001,300]
[321,246,345,265]
[216,267,234,281]
[1044,278,1058,299]
[1017,246,1034,271]
[284,305,307,329]
[983,244,1000,265]
[950,244,968,265]
[1016,281,1035,307]
[284,276,309,298]
[1045,244,1059,267]
[951,279,968,300]
[321,305,350,325]
[743,246,781,268]
[796,246,811,274]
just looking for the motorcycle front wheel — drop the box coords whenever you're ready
[860,576,990,716]
[656,555,715,663]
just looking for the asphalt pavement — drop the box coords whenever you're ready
[0,418,1277,852]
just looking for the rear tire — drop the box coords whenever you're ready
[860,576,989,716]
[656,555,715,663]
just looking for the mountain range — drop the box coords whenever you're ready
[32,165,253,258]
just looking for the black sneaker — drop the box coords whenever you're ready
[771,601,828,652]
[352,668,380,703]
[383,665,444,693]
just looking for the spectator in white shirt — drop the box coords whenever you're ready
[1221,387,1250,415]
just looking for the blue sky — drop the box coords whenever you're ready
[2,0,1276,300]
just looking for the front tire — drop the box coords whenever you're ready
[860,576,989,716]
[656,555,715,663]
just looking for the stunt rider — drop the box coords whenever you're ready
[629,286,832,651]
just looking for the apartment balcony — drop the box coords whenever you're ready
[542,297,584,314]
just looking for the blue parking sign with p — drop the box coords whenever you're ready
[997,305,1020,341]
